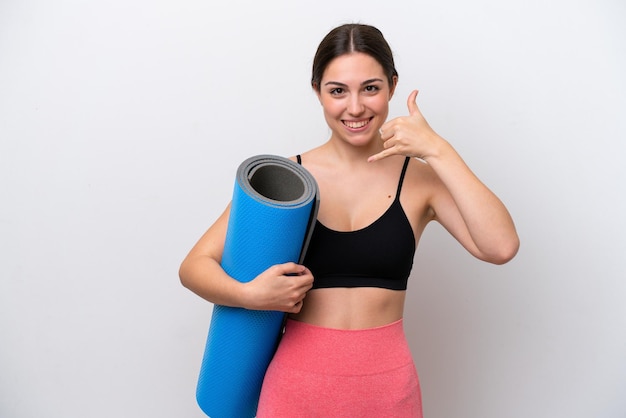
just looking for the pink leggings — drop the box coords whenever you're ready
[257,319,422,417]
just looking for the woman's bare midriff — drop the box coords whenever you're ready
[289,287,406,330]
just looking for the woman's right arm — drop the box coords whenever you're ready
[179,203,314,313]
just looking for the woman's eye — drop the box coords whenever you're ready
[330,88,344,95]
[364,85,380,93]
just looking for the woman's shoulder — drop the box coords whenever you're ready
[289,146,329,169]
[404,157,440,185]
[292,144,325,159]
[399,158,445,207]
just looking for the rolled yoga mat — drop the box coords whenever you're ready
[196,154,319,418]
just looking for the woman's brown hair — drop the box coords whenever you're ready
[311,24,398,91]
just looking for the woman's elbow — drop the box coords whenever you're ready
[178,258,194,289]
[488,235,520,265]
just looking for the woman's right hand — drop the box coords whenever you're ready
[243,262,314,313]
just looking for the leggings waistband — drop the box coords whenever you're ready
[274,318,414,376]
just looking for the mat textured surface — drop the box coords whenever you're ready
[196,155,319,418]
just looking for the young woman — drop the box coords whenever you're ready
[180,23,519,417]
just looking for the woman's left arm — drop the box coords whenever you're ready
[369,90,520,264]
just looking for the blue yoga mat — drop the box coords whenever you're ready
[196,154,319,418]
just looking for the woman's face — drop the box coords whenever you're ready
[316,52,396,149]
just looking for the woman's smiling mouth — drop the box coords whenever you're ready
[342,118,372,129]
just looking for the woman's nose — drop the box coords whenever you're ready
[347,95,365,116]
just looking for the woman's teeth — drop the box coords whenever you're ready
[344,119,369,129]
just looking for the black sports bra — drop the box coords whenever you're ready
[298,156,416,290]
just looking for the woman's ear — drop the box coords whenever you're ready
[389,76,398,100]
[313,83,322,103]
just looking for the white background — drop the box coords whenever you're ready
[1,0,624,417]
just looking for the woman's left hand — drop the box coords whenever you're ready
[368,90,440,163]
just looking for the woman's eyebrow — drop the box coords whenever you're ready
[361,78,384,85]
